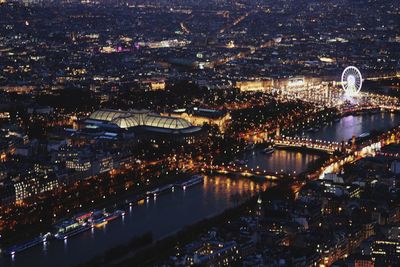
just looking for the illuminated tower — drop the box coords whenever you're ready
[341,140,347,153]
[391,133,396,143]
[351,135,356,151]
[275,126,281,140]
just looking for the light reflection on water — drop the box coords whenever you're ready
[3,112,400,267]
[2,176,271,267]
[306,112,400,142]
[245,148,321,174]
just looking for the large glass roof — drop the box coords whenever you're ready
[89,109,128,122]
[111,116,140,128]
[145,115,192,129]
[88,109,193,130]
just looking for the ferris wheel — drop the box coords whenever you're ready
[341,66,363,96]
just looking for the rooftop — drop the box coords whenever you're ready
[87,109,197,131]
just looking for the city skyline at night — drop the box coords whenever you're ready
[0,0,399,266]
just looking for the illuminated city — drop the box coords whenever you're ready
[0,0,399,266]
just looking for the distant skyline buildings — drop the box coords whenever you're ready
[0,0,399,266]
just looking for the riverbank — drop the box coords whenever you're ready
[0,171,193,247]
[1,175,269,267]
[305,110,400,142]
[78,178,297,267]
[78,190,261,267]
[77,232,153,267]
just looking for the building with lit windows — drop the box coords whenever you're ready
[235,80,273,93]
[186,241,240,266]
[139,79,166,91]
[58,146,114,176]
[83,109,202,142]
[274,76,337,106]
[65,157,92,172]
[14,172,58,202]
[371,240,400,265]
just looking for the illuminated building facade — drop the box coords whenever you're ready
[235,77,341,107]
[140,79,166,91]
[274,76,335,105]
[0,85,35,94]
[235,80,273,93]
[163,107,231,132]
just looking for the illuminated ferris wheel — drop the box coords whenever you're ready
[341,66,363,96]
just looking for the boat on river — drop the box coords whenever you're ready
[105,210,125,222]
[178,175,204,190]
[262,147,275,155]
[146,184,174,197]
[3,233,51,256]
[54,221,91,240]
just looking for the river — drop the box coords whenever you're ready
[2,111,400,267]
[244,148,321,175]
[2,176,271,267]
[305,111,400,142]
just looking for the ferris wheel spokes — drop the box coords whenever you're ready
[341,66,363,96]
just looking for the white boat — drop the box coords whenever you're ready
[179,175,204,189]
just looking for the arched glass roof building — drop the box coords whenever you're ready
[111,116,140,129]
[85,109,201,136]
[89,109,128,122]
[145,115,191,129]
